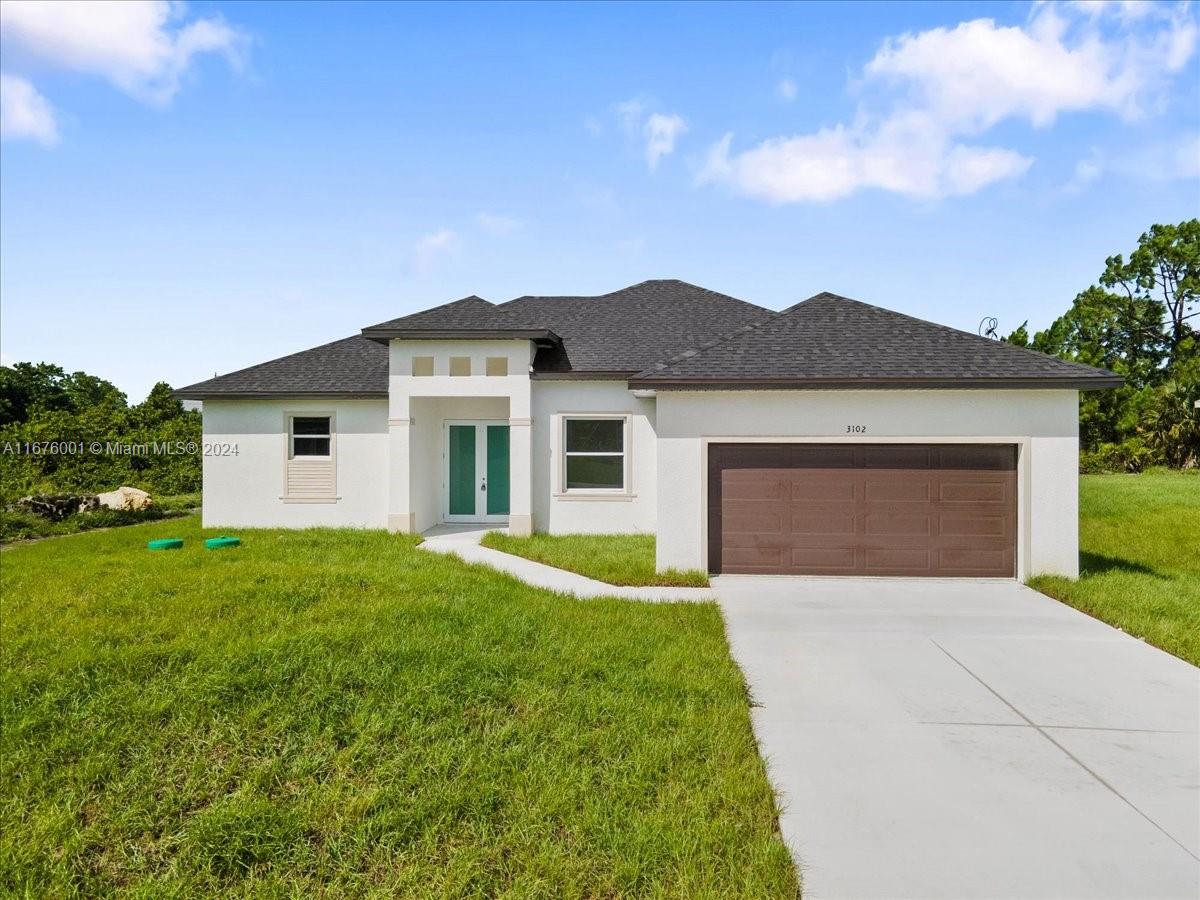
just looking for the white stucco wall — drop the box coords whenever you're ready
[201,399,389,528]
[530,380,657,534]
[655,389,1080,579]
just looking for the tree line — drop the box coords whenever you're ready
[0,365,201,500]
[1004,219,1198,471]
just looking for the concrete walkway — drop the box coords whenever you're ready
[419,525,714,602]
[714,575,1200,900]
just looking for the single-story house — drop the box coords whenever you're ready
[177,280,1120,579]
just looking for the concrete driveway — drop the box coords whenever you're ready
[714,577,1200,900]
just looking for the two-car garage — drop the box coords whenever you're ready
[707,443,1018,577]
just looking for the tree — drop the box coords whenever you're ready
[1101,219,1199,363]
[1139,380,1200,468]
[0,362,72,426]
[1025,285,1167,388]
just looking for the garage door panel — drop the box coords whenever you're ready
[710,443,1017,577]
[940,513,1010,537]
[790,547,858,571]
[722,476,785,501]
[940,480,1007,503]
[723,509,785,535]
[939,548,1014,574]
[791,511,856,535]
[865,477,932,502]
[864,513,932,536]
[789,476,857,501]
[723,546,785,569]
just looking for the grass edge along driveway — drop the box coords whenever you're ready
[1029,470,1199,666]
[481,531,709,587]
[0,517,795,897]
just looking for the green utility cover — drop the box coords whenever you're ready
[486,425,510,515]
[205,536,241,550]
[147,538,183,550]
[448,425,476,515]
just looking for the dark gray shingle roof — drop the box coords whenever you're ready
[175,335,387,399]
[176,283,1121,398]
[630,292,1122,389]
[498,279,776,373]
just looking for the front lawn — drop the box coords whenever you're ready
[0,518,794,896]
[1029,470,1199,666]
[480,531,709,587]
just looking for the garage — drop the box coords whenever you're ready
[707,443,1017,577]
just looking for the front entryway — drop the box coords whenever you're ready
[444,421,509,523]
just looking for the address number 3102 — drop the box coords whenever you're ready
[845,425,867,434]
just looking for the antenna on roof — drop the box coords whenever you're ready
[978,316,999,340]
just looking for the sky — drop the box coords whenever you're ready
[1,0,1198,401]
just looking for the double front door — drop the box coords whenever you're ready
[444,421,510,522]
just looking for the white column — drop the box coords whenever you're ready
[508,418,532,536]
[387,388,415,532]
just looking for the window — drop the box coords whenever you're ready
[411,356,434,376]
[449,356,471,376]
[290,416,331,457]
[564,418,625,490]
[485,356,508,376]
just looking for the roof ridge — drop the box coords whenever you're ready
[634,307,785,377]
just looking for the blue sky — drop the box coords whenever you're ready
[2,0,1198,400]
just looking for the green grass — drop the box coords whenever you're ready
[1029,469,1200,666]
[0,516,794,897]
[480,532,710,587]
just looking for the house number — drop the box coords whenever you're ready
[846,425,867,433]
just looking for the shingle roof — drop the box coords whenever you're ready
[630,292,1122,389]
[175,335,387,399]
[497,279,775,374]
[176,283,1121,398]
[360,295,558,340]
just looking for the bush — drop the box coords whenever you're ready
[0,498,194,543]
[1079,438,1160,473]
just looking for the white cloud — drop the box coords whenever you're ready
[644,112,687,168]
[776,78,798,102]
[0,73,58,145]
[701,2,1196,203]
[475,212,523,236]
[0,0,245,106]
[412,229,457,272]
[614,97,687,169]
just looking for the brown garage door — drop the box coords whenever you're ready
[708,444,1017,577]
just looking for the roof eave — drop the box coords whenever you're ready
[625,375,1125,391]
[361,328,561,344]
[173,389,389,401]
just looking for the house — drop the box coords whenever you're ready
[176,280,1121,579]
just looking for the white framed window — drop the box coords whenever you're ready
[289,415,331,458]
[485,356,508,376]
[449,356,471,376]
[411,356,434,376]
[562,416,627,492]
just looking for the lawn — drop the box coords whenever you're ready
[480,532,709,588]
[1029,469,1200,666]
[0,517,795,897]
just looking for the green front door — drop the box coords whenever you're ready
[448,425,476,516]
[446,422,510,520]
[486,425,510,515]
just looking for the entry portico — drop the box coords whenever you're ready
[386,337,536,536]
